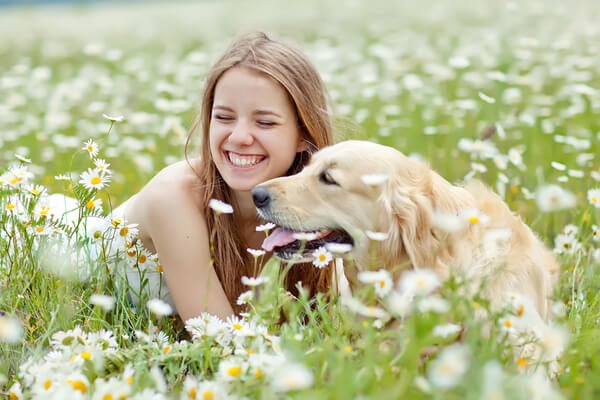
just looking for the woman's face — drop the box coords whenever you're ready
[209,67,306,192]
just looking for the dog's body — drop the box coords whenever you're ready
[253,140,558,320]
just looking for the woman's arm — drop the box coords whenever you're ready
[127,163,235,322]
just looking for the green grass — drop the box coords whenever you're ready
[1,0,600,398]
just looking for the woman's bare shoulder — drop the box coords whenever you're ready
[124,159,205,228]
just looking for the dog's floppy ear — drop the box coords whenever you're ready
[380,164,440,269]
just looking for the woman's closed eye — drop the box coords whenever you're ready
[214,114,234,122]
[257,120,276,127]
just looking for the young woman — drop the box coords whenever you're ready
[121,32,336,322]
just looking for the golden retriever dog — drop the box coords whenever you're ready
[252,140,558,321]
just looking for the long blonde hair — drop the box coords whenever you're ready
[186,32,334,312]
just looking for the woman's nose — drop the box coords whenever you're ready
[227,120,254,146]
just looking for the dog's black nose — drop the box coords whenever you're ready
[252,186,271,208]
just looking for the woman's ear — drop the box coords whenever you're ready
[296,139,310,153]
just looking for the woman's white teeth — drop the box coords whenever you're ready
[228,152,263,167]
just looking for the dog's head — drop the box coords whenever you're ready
[252,140,463,270]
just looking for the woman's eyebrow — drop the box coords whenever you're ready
[212,105,234,112]
[254,109,282,118]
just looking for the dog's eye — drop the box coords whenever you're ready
[319,170,338,186]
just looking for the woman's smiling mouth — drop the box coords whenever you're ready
[226,151,266,168]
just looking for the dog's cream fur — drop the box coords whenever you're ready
[255,140,558,320]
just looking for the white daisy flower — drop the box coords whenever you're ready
[588,188,600,208]
[79,168,109,192]
[365,230,389,241]
[459,207,490,226]
[256,222,276,232]
[218,358,246,381]
[82,139,99,158]
[358,269,393,297]
[237,290,254,306]
[312,246,333,268]
[271,362,314,392]
[535,184,576,212]
[427,344,470,389]
[89,294,116,311]
[147,299,173,318]
[399,269,440,296]
[324,242,353,255]
[293,231,320,241]
[432,323,462,339]
[208,199,233,214]
[103,113,125,122]
[247,248,266,257]
[553,233,582,255]
[432,210,466,233]
[241,276,269,287]
[0,315,24,344]
[591,225,600,242]
[478,91,496,104]
[550,161,567,171]
[93,158,112,174]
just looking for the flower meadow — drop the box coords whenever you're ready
[2,0,600,398]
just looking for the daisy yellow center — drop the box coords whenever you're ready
[87,145,94,152]
[517,357,528,368]
[112,218,122,227]
[187,387,197,399]
[592,196,598,204]
[162,345,171,354]
[583,213,590,222]
[138,254,147,263]
[504,319,512,328]
[11,177,21,184]
[9,392,19,400]
[127,375,134,385]
[44,379,52,390]
[416,278,425,289]
[103,395,114,400]
[81,351,92,360]
[35,226,44,233]
[227,366,242,377]
[318,253,327,261]
[516,305,525,316]
[156,264,163,272]
[344,345,353,353]
[379,280,386,288]
[70,380,87,393]
[468,215,479,224]
[32,188,41,195]
[7,203,15,210]
[202,390,214,400]
[90,176,102,185]
[254,367,264,379]
[86,200,95,209]
[232,323,243,330]
[40,206,50,215]
[246,348,253,355]
[119,227,129,237]
[127,249,137,257]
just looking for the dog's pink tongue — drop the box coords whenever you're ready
[262,227,297,251]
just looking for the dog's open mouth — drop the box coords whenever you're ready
[261,226,354,261]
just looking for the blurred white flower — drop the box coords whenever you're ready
[399,269,440,296]
[0,315,24,344]
[103,113,125,122]
[147,299,173,318]
[588,188,600,208]
[365,230,389,241]
[89,294,116,311]
[271,362,314,392]
[432,323,462,339]
[241,276,268,287]
[427,344,470,389]
[256,222,276,232]
[535,184,576,212]
[208,199,233,214]
[358,269,393,297]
